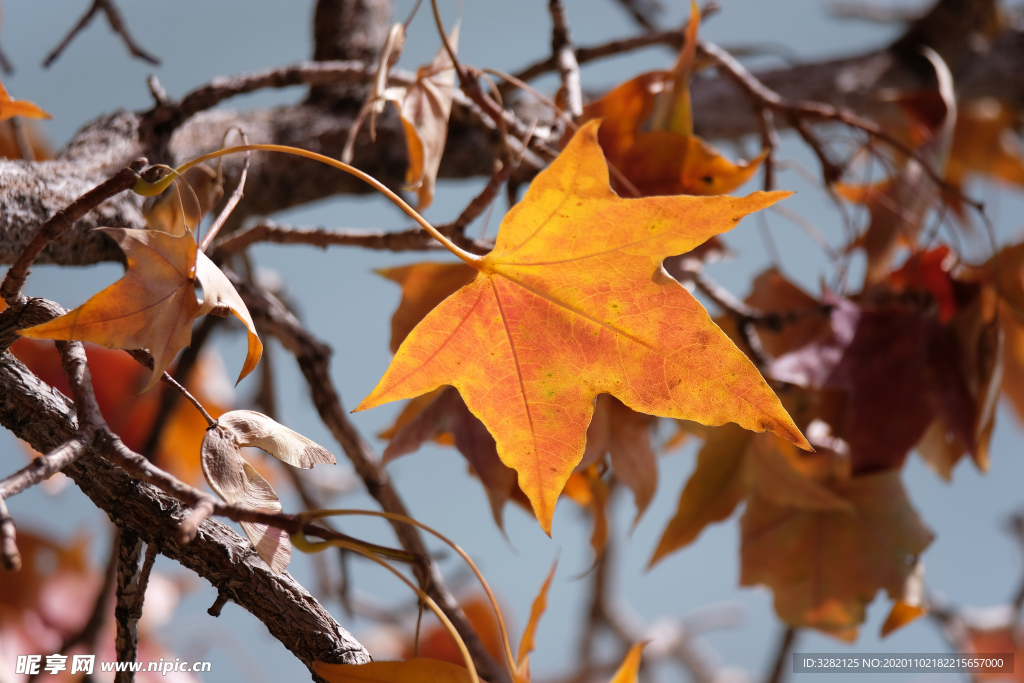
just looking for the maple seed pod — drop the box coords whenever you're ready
[200,410,336,573]
[216,410,336,468]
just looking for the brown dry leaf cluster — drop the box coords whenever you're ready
[650,242,1019,638]
[345,24,459,210]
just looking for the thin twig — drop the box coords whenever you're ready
[146,75,169,107]
[503,2,719,96]
[43,0,159,68]
[0,438,89,503]
[200,130,250,252]
[208,592,229,617]
[148,61,397,129]
[765,626,798,683]
[759,108,780,191]
[159,372,216,427]
[548,0,583,120]
[426,0,555,169]
[0,43,13,74]
[667,258,832,367]
[0,160,146,303]
[699,39,982,211]
[613,0,664,31]
[483,67,642,197]
[140,315,220,461]
[442,121,538,237]
[212,222,493,259]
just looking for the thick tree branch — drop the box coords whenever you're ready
[0,160,145,302]
[114,530,144,683]
[0,349,371,674]
[6,16,1023,270]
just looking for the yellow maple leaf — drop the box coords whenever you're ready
[357,120,808,534]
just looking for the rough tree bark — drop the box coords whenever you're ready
[0,349,370,673]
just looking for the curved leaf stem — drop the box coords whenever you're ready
[292,530,479,683]
[299,508,519,679]
[146,145,483,269]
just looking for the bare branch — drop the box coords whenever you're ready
[0,347,370,671]
[504,2,718,96]
[0,42,13,75]
[765,626,799,683]
[201,130,250,252]
[612,0,664,31]
[159,372,217,428]
[697,39,981,210]
[145,61,405,134]
[549,0,583,120]
[43,0,159,69]
[114,530,143,683]
[212,222,495,258]
[0,496,18,571]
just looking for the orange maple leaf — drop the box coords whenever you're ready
[380,263,658,528]
[0,78,50,122]
[577,3,765,197]
[19,228,261,391]
[358,120,808,533]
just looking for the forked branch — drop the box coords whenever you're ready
[43,0,160,68]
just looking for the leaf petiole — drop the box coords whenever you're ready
[297,508,519,679]
[134,144,483,269]
[291,528,480,683]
